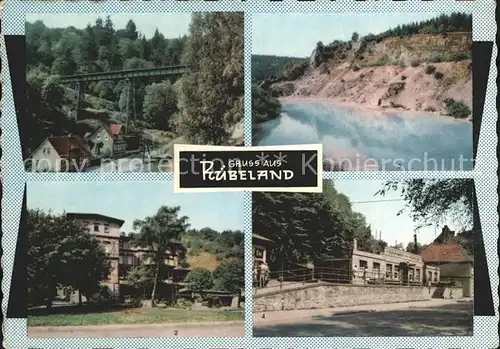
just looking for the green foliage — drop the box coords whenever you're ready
[351,32,359,42]
[453,52,470,61]
[142,81,178,130]
[27,210,110,307]
[252,181,384,271]
[434,71,444,80]
[367,13,471,42]
[212,259,244,294]
[424,65,436,74]
[174,13,244,145]
[132,206,190,303]
[126,265,156,290]
[181,228,243,261]
[251,55,308,83]
[185,268,214,293]
[443,98,471,118]
[252,85,281,124]
[376,179,474,230]
[363,33,376,42]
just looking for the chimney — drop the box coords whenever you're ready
[353,238,358,251]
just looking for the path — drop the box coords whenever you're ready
[28,321,244,338]
[253,299,473,337]
[84,154,172,172]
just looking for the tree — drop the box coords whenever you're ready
[375,179,473,230]
[175,12,244,145]
[27,210,110,307]
[252,181,376,271]
[212,258,244,307]
[127,265,155,298]
[142,81,178,130]
[351,32,359,42]
[124,20,138,41]
[132,206,190,306]
[406,241,422,254]
[185,268,213,294]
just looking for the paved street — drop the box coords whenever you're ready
[29,321,244,338]
[84,155,172,172]
[253,299,473,337]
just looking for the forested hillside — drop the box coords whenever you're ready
[251,55,307,83]
[180,228,243,271]
[24,13,244,157]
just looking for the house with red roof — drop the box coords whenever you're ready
[29,134,91,172]
[86,123,127,159]
[421,242,473,297]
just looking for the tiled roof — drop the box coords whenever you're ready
[66,212,125,227]
[421,243,472,263]
[110,124,122,135]
[48,135,90,157]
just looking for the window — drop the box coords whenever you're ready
[94,224,99,232]
[102,241,111,254]
[359,260,368,269]
[386,264,393,278]
[42,149,46,154]
[104,223,110,233]
[47,148,51,155]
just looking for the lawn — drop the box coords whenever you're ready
[28,306,244,327]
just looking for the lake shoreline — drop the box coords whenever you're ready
[278,96,472,122]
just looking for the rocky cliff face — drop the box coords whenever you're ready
[269,33,472,117]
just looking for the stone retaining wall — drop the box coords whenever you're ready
[253,283,453,312]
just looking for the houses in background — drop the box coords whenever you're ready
[59,212,189,303]
[421,242,473,297]
[29,134,91,172]
[28,122,128,172]
[85,123,127,159]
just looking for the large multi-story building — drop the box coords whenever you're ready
[64,212,190,302]
[66,212,124,298]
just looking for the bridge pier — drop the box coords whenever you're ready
[73,82,85,121]
[125,78,131,134]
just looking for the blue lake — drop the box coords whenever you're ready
[254,99,473,171]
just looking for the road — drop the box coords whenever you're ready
[84,154,172,172]
[253,299,473,337]
[28,321,244,338]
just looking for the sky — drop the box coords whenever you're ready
[333,180,465,247]
[26,13,191,39]
[27,181,244,233]
[253,12,463,57]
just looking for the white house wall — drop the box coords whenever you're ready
[30,140,62,172]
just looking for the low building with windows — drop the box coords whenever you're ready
[317,239,440,285]
[421,243,473,297]
[85,123,127,159]
[29,135,91,172]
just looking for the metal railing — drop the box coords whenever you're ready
[253,266,433,295]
